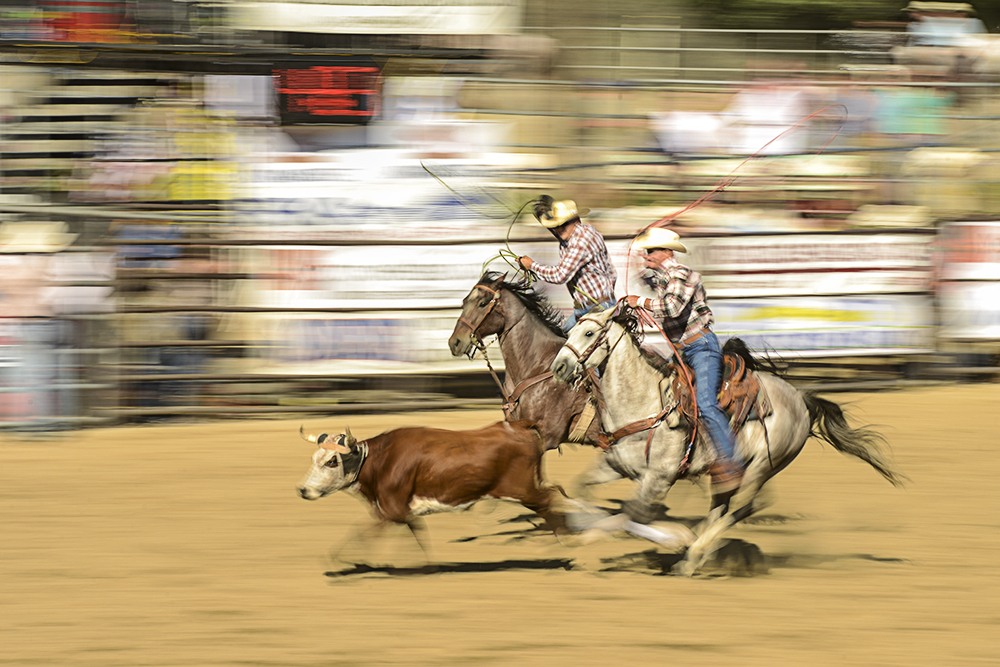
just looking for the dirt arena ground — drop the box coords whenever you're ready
[2,383,998,667]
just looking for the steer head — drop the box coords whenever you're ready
[297,426,366,500]
[551,306,617,384]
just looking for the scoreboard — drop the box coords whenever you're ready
[273,60,382,125]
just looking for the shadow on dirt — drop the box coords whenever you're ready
[325,505,909,580]
[325,558,575,578]
[766,552,912,569]
[594,539,768,577]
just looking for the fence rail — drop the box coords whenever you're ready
[1,216,994,431]
[3,24,1000,429]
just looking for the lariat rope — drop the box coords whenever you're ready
[620,104,849,464]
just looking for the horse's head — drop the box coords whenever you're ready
[551,305,618,383]
[448,275,507,357]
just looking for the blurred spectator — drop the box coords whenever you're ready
[0,221,79,430]
[115,225,215,414]
[904,1,987,47]
[871,84,954,144]
[893,2,991,80]
[725,83,812,155]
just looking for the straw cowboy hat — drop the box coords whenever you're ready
[0,221,78,253]
[538,199,591,228]
[633,227,687,253]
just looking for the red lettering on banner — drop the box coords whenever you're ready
[945,224,1000,264]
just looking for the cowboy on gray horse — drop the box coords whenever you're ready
[624,227,744,493]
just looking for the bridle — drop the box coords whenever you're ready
[561,314,626,376]
[564,314,683,462]
[454,283,554,419]
[455,284,501,345]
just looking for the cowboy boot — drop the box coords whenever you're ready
[708,457,745,495]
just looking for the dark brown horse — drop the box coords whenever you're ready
[448,272,602,451]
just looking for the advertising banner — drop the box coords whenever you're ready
[234,230,936,375]
[688,232,934,298]
[711,294,934,357]
[229,0,523,35]
[625,232,936,357]
[936,221,1000,341]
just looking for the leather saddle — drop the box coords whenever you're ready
[585,347,773,451]
[667,351,772,435]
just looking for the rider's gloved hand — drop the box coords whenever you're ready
[621,295,645,309]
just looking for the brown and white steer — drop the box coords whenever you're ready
[297,420,567,537]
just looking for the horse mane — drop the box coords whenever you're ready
[477,271,566,338]
[611,308,675,373]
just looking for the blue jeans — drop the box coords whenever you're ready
[563,300,617,333]
[681,331,742,467]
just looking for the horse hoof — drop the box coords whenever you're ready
[674,558,698,577]
[623,520,694,552]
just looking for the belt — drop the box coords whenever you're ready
[680,328,710,348]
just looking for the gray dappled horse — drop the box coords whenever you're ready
[448,272,603,451]
[550,305,905,576]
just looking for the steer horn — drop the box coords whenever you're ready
[299,425,329,445]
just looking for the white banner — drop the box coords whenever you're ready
[684,233,934,298]
[229,0,523,35]
[712,295,935,357]
[937,221,1000,340]
[233,231,939,375]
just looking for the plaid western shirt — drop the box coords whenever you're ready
[644,261,715,345]
[531,222,618,310]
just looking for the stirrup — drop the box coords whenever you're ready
[708,459,745,494]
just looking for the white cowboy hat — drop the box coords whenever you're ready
[633,227,687,253]
[538,200,590,228]
[0,221,78,254]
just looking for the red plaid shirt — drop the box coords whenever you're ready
[644,261,715,344]
[531,223,618,310]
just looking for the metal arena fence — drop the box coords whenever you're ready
[4,23,1000,429]
[1,207,997,432]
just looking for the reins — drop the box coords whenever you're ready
[630,307,699,470]
[574,314,694,466]
[475,342,553,419]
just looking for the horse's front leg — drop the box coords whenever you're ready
[571,453,623,501]
[677,467,767,577]
[622,469,675,525]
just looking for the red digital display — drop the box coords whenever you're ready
[273,63,382,125]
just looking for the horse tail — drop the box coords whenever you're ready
[803,392,907,487]
[722,336,782,376]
